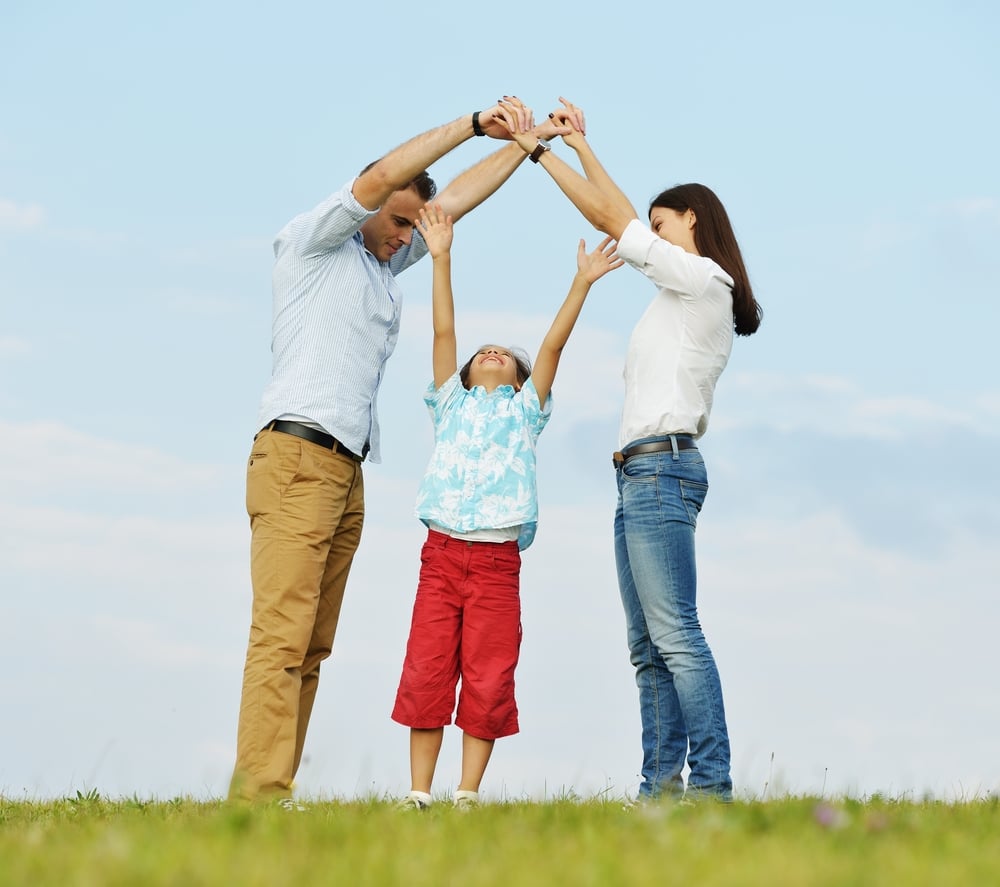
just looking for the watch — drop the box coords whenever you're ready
[529,139,551,163]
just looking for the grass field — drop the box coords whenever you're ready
[2,792,998,886]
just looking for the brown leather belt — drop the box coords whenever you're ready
[263,420,364,462]
[612,436,697,467]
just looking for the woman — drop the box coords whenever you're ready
[498,97,762,802]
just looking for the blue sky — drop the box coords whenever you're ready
[2,0,998,801]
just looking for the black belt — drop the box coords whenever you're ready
[612,436,697,467]
[263,420,364,462]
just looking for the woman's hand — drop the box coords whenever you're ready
[552,96,587,149]
[416,203,453,258]
[577,235,624,284]
[494,96,541,154]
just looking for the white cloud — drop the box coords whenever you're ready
[696,508,1000,799]
[714,371,1000,439]
[0,420,224,496]
[92,615,234,669]
[164,236,272,267]
[156,286,245,316]
[0,198,45,230]
[852,196,999,266]
[0,336,30,358]
[947,196,998,218]
[975,390,1000,416]
[859,216,917,254]
[0,500,244,585]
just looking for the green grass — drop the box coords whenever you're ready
[1,792,998,886]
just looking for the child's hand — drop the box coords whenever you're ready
[416,202,454,258]
[577,235,624,283]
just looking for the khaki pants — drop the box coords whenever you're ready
[229,427,364,801]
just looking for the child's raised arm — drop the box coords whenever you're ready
[416,203,458,389]
[531,236,623,404]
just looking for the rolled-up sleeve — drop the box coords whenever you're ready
[282,179,377,258]
[617,218,722,297]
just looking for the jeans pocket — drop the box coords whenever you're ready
[622,456,657,484]
[679,478,709,524]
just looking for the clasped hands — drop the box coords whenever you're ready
[477,95,587,153]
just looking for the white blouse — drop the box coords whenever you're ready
[615,219,735,446]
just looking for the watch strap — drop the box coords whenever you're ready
[529,140,550,163]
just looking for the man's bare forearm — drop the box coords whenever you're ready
[434,143,528,222]
[353,114,479,210]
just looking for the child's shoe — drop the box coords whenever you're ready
[453,790,479,811]
[398,790,432,811]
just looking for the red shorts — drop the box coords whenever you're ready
[391,529,522,739]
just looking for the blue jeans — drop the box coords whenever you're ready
[614,436,732,801]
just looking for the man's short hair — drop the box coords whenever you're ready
[359,159,437,201]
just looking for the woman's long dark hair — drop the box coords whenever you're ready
[650,184,762,336]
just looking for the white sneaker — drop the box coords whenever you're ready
[453,790,479,811]
[278,798,306,812]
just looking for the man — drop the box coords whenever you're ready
[230,99,553,803]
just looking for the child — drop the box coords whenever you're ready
[391,202,622,810]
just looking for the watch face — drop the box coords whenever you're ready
[530,140,549,162]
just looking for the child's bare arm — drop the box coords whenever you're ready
[417,203,459,388]
[531,236,623,404]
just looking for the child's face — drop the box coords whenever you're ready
[466,345,520,392]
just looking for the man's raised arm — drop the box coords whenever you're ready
[351,102,532,211]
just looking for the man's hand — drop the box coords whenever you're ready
[576,235,624,284]
[416,203,454,259]
[492,96,542,154]
[476,97,534,139]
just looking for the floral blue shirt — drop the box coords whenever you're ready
[415,372,552,550]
